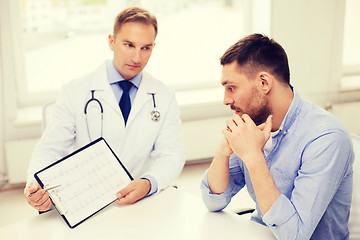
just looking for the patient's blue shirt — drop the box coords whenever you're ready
[201,87,354,240]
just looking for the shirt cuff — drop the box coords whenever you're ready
[200,170,234,211]
[142,175,158,196]
[262,193,296,227]
[202,177,234,197]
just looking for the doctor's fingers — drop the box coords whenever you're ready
[115,184,135,206]
[25,183,40,195]
[28,191,50,206]
[37,198,52,212]
[114,195,130,206]
[24,183,40,200]
[29,196,52,212]
[117,181,135,198]
[115,191,139,205]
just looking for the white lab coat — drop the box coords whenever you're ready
[26,62,185,192]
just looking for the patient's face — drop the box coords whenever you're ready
[221,62,271,124]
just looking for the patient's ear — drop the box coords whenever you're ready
[258,72,272,94]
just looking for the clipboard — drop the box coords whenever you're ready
[34,137,133,228]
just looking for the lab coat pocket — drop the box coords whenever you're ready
[130,116,161,153]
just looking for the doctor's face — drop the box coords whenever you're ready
[109,22,156,80]
[221,62,271,124]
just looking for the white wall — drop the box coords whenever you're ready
[270,0,345,107]
[0,0,11,184]
[0,40,5,184]
[330,102,360,135]
[269,0,360,134]
[246,0,345,107]
[246,0,360,134]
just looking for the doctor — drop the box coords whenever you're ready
[25,7,185,212]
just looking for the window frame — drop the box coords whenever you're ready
[12,0,246,106]
[1,0,233,129]
[339,0,360,92]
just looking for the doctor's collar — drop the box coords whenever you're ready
[106,60,142,89]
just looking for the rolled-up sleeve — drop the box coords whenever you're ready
[200,154,246,212]
[262,194,298,239]
[200,170,235,212]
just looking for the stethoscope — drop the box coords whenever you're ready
[148,92,161,121]
[84,90,160,141]
[84,90,104,141]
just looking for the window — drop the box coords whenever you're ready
[342,0,360,90]
[18,0,246,105]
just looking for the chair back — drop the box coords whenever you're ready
[349,134,360,240]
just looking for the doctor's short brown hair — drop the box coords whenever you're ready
[113,7,158,37]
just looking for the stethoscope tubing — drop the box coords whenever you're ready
[84,90,160,141]
[84,90,104,141]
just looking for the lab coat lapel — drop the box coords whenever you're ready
[89,64,123,117]
[126,74,155,127]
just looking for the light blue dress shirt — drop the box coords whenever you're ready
[201,87,354,240]
[106,60,158,196]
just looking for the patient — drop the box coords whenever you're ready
[201,33,354,239]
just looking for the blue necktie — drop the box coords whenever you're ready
[118,80,133,125]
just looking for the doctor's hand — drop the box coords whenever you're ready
[223,114,272,166]
[24,183,52,212]
[115,179,151,206]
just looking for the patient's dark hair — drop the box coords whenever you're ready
[220,33,290,85]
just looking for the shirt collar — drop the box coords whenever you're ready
[106,59,142,89]
[275,86,303,135]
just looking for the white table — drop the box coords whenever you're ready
[0,187,275,239]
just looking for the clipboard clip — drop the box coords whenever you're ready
[45,186,68,215]
[50,194,68,215]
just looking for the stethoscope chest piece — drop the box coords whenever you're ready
[150,108,160,121]
[148,92,160,121]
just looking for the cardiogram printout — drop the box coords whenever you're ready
[34,137,133,228]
